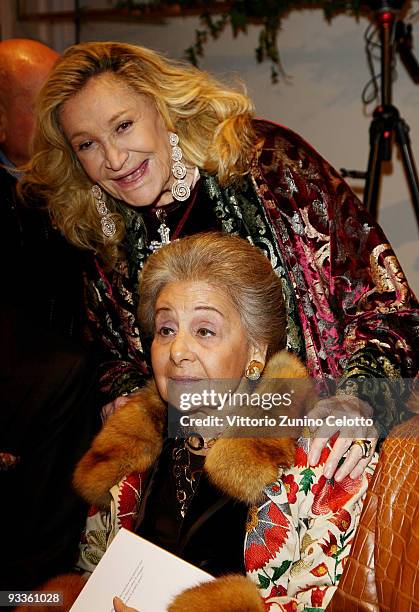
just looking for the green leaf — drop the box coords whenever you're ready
[229,7,248,36]
[115,0,372,83]
[184,47,197,66]
[271,560,292,581]
[258,573,271,590]
[299,467,315,494]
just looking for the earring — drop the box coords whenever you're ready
[245,360,264,381]
[169,132,190,202]
[91,185,116,238]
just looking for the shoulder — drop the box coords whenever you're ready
[253,118,342,184]
[254,118,315,151]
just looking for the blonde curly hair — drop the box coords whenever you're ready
[20,41,259,266]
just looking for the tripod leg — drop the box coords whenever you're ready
[394,118,419,228]
[364,119,385,220]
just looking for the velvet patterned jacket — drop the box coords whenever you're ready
[84,121,418,435]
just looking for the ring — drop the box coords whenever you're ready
[350,439,372,459]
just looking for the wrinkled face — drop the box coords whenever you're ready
[59,73,174,207]
[151,281,264,402]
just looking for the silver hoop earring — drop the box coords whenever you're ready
[169,132,190,202]
[91,185,116,238]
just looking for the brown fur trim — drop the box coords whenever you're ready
[73,351,315,508]
[73,381,165,508]
[14,573,86,612]
[205,437,294,505]
[168,574,265,612]
[262,350,310,381]
[205,350,316,504]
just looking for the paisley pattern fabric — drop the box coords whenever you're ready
[84,121,418,433]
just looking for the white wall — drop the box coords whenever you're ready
[3,1,418,292]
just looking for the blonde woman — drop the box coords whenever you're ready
[21,41,417,486]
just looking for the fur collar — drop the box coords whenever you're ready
[74,351,315,508]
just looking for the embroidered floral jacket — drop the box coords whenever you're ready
[84,121,418,434]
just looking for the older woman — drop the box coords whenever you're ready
[66,233,376,612]
[21,41,417,486]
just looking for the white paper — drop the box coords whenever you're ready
[70,528,214,612]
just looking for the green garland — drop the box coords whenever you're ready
[116,1,365,81]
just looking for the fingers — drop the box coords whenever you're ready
[306,395,378,480]
[101,393,136,423]
[307,400,335,466]
[333,441,364,481]
[114,396,131,410]
[308,436,329,466]
[114,390,143,411]
[324,436,377,481]
[113,597,125,612]
[101,400,117,423]
[348,438,377,480]
[349,456,371,480]
[311,438,374,481]
[322,436,353,480]
[113,596,139,612]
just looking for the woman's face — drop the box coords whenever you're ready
[151,281,265,402]
[60,73,174,207]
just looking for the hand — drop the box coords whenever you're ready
[113,596,139,612]
[307,394,377,481]
[101,390,142,422]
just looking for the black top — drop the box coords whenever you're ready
[136,438,248,577]
[0,165,87,339]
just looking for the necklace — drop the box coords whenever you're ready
[149,208,170,252]
[148,167,200,252]
[172,437,204,519]
[171,434,220,519]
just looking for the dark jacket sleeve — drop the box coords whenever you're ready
[84,254,150,402]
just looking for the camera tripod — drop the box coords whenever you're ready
[343,1,419,227]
